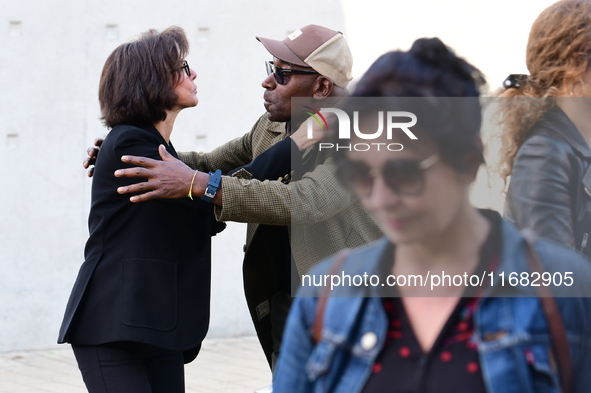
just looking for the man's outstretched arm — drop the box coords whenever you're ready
[114,114,330,211]
[115,145,223,205]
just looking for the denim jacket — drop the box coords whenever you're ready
[273,218,591,393]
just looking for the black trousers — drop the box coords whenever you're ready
[72,342,185,393]
[270,290,293,372]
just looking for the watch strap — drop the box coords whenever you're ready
[201,169,222,203]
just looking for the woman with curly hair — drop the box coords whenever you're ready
[499,0,591,259]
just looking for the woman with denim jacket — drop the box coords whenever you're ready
[500,0,591,259]
[273,37,591,393]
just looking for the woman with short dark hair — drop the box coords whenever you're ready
[58,26,222,393]
[98,27,191,128]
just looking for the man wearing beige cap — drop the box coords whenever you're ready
[257,24,353,98]
[84,25,381,369]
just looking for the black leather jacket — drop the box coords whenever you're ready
[505,106,591,260]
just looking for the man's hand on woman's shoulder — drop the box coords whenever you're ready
[83,138,104,177]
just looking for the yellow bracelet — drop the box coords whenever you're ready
[188,170,199,200]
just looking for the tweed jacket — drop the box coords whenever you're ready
[179,113,381,275]
[179,113,382,364]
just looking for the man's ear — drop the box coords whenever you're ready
[313,77,333,99]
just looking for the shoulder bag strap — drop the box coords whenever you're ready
[522,229,572,393]
[312,249,350,344]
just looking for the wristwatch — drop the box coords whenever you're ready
[201,169,222,203]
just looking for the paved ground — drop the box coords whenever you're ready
[0,336,272,393]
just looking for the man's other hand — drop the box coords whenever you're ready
[290,112,336,151]
[83,138,104,177]
[115,145,195,202]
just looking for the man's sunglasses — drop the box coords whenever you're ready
[265,61,319,85]
[180,60,190,77]
[336,154,440,197]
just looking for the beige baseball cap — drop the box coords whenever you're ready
[256,24,353,88]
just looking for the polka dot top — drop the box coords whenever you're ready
[360,211,501,393]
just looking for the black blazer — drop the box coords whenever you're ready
[58,124,221,361]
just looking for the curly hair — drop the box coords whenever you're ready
[99,26,189,128]
[498,0,591,182]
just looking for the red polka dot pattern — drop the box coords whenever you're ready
[440,351,452,362]
[399,346,410,358]
[361,216,501,393]
[467,362,479,373]
[362,297,488,393]
[372,363,383,373]
[388,331,403,339]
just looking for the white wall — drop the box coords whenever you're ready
[0,0,563,352]
[342,0,559,90]
[0,0,345,352]
[341,0,560,211]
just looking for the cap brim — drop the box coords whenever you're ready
[256,36,309,67]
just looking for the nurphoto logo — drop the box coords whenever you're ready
[303,106,418,151]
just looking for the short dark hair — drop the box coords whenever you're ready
[342,37,487,172]
[99,26,189,128]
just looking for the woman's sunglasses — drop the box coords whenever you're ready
[180,60,190,77]
[336,154,440,197]
[265,61,319,85]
